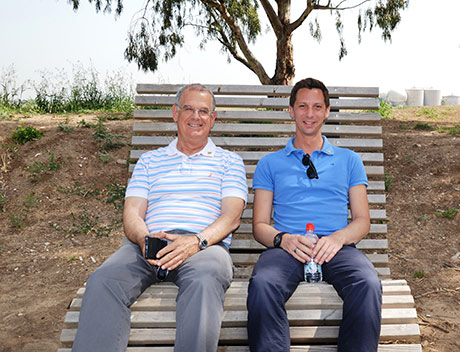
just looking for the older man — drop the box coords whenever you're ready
[73,84,248,352]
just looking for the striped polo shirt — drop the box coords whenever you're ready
[126,137,248,247]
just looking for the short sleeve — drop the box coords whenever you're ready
[125,154,150,198]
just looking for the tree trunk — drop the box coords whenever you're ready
[270,0,295,85]
[271,32,294,85]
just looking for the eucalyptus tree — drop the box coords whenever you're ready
[68,0,409,84]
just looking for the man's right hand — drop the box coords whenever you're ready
[281,233,317,263]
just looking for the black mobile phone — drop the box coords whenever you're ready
[144,236,167,260]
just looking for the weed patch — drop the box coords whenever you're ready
[434,208,458,220]
[383,173,394,192]
[12,124,43,144]
[92,117,127,151]
[414,123,433,131]
[50,209,119,237]
[105,179,126,210]
[26,151,62,182]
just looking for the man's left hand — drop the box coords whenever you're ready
[313,233,344,265]
[156,233,201,271]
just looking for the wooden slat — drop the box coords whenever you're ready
[64,307,417,329]
[129,149,384,163]
[230,252,388,266]
[131,136,383,150]
[228,238,388,251]
[136,83,379,98]
[59,344,422,352]
[135,95,379,110]
[242,208,386,220]
[233,266,390,280]
[60,323,420,346]
[134,109,381,123]
[68,286,413,316]
[74,279,410,299]
[133,122,382,136]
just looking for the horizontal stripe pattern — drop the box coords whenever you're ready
[126,140,248,247]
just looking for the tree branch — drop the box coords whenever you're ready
[289,1,314,33]
[201,0,271,84]
[259,0,283,34]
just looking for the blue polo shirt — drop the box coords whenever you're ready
[253,136,368,235]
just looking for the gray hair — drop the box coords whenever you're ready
[175,83,216,113]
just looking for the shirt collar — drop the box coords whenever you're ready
[285,136,335,156]
[166,137,217,157]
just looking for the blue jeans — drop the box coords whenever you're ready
[247,245,382,352]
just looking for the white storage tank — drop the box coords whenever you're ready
[424,89,441,106]
[442,95,460,105]
[406,88,424,106]
[386,89,407,106]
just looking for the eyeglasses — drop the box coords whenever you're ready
[176,104,212,118]
[302,153,319,179]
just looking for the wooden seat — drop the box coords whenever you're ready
[59,84,421,351]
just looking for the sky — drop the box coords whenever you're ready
[1,0,460,99]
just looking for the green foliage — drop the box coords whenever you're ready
[98,151,114,163]
[7,194,40,229]
[53,181,101,197]
[12,124,43,144]
[437,124,460,136]
[0,190,6,212]
[26,151,62,182]
[33,64,135,113]
[413,270,425,279]
[416,107,438,119]
[8,213,26,229]
[92,117,127,151]
[434,208,458,220]
[58,124,76,133]
[378,99,393,119]
[50,209,116,237]
[383,173,394,192]
[0,65,28,110]
[413,122,433,131]
[78,119,93,128]
[105,179,126,210]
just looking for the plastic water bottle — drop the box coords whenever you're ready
[304,223,322,283]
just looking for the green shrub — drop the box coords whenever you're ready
[413,270,425,279]
[12,124,43,144]
[383,173,394,192]
[26,151,62,181]
[378,99,393,119]
[414,123,433,131]
[435,208,458,220]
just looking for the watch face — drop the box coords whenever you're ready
[200,239,208,250]
[274,234,281,248]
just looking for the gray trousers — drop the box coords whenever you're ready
[73,235,233,352]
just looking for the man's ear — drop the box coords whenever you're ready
[325,106,330,120]
[210,111,217,129]
[289,105,295,119]
[172,104,178,122]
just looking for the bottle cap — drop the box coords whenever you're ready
[306,223,315,231]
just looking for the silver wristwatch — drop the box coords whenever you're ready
[194,233,208,250]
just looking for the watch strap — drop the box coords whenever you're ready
[273,231,287,248]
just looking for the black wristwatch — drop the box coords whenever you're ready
[195,233,208,250]
[273,232,287,248]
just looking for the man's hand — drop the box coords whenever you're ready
[281,233,317,263]
[312,233,344,265]
[154,233,201,271]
